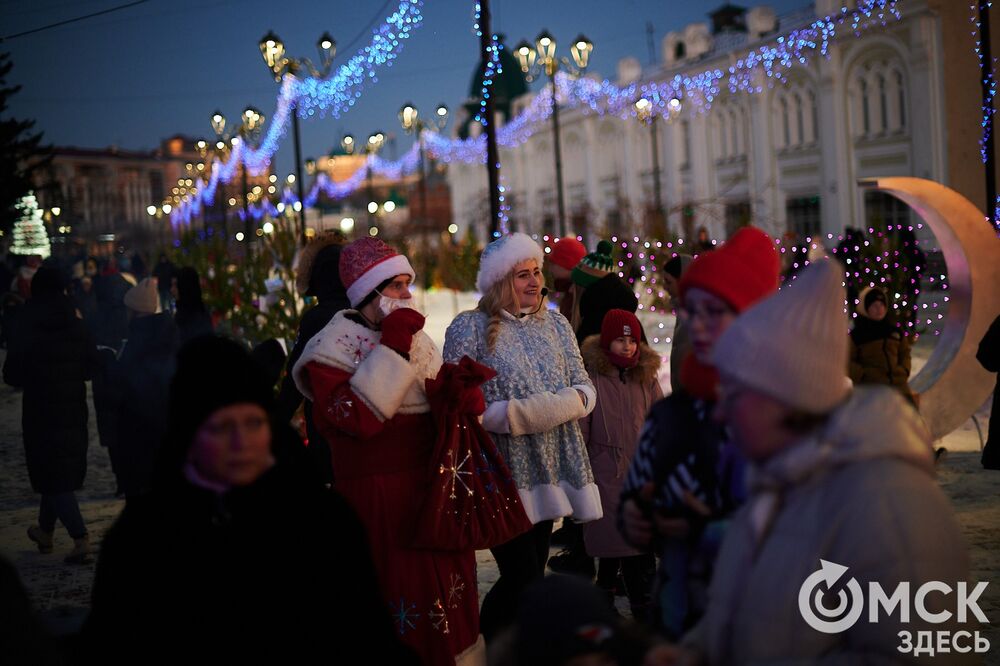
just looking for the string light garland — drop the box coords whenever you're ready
[172,0,423,226]
[972,2,997,167]
[175,0,900,226]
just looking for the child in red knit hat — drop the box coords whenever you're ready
[617,225,780,637]
[579,309,663,619]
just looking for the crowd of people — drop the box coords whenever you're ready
[0,225,990,665]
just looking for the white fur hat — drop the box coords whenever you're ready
[476,232,545,293]
[712,258,852,414]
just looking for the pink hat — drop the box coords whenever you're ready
[339,238,415,308]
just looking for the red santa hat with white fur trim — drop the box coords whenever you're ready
[339,237,415,308]
[476,232,545,293]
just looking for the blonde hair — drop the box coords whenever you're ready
[478,268,548,353]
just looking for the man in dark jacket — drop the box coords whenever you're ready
[3,266,97,564]
[276,233,350,486]
[104,278,179,499]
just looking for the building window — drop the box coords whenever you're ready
[895,71,906,129]
[860,79,870,135]
[725,201,751,238]
[809,91,818,143]
[730,109,739,156]
[864,191,910,231]
[795,94,804,147]
[680,120,691,167]
[781,98,790,147]
[786,196,821,238]
[717,115,728,159]
[878,74,888,133]
[675,41,686,60]
[149,171,164,204]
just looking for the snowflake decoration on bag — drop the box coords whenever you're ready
[439,448,474,500]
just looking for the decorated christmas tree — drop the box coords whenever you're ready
[10,191,51,259]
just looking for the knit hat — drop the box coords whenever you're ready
[157,336,276,487]
[29,266,66,300]
[576,274,639,344]
[860,285,888,314]
[476,232,545,293]
[124,277,160,314]
[514,575,624,666]
[663,253,693,280]
[295,231,346,297]
[600,309,642,349]
[571,240,615,288]
[339,237,415,308]
[679,226,780,313]
[548,237,587,271]
[712,258,851,413]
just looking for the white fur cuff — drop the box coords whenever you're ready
[482,401,511,434]
[349,344,416,421]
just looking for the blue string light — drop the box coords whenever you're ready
[172,0,423,226]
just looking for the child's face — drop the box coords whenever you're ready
[610,335,637,358]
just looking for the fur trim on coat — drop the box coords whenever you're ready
[580,334,661,385]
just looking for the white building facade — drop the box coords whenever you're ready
[447,0,946,245]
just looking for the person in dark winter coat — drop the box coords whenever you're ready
[104,278,178,500]
[82,336,417,666]
[662,254,693,394]
[93,262,132,351]
[3,267,97,564]
[848,286,915,404]
[152,253,175,311]
[172,266,213,344]
[978,313,1000,469]
[276,232,350,485]
[618,226,780,638]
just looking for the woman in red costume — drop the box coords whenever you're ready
[293,237,484,666]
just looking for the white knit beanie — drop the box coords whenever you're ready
[712,258,852,414]
[124,277,161,315]
[476,232,545,293]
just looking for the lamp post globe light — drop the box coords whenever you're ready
[202,106,267,246]
[513,31,593,237]
[398,101,449,288]
[258,30,337,246]
[633,95,681,237]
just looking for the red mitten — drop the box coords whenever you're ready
[380,308,425,354]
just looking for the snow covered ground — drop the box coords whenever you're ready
[0,291,996,659]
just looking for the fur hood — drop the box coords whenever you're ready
[580,334,661,384]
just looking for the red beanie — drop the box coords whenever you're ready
[678,226,780,313]
[548,237,587,271]
[600,309,642,350]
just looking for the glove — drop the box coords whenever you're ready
[380,308,425,355]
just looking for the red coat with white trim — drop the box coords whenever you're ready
[293,310,482,666]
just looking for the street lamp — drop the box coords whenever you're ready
[206,106,267,243]
[399,101,449,288]
[362,131,385,234]
[258,30,338,246]
[634,95,681,237]
[514,31,593,236]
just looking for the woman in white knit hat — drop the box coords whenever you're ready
[443,232,601,641]
[677,258,970,664]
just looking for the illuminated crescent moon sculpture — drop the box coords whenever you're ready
[858,177,1000,440]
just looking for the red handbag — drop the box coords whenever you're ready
[412,356,532,551]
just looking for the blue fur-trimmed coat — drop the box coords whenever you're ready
[443,308,602,525]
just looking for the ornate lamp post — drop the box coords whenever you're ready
[399,101,449,286]
[515,32,593,236]
[204,107,266,245]
[634,95,681,237]
[258,30,336,245]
